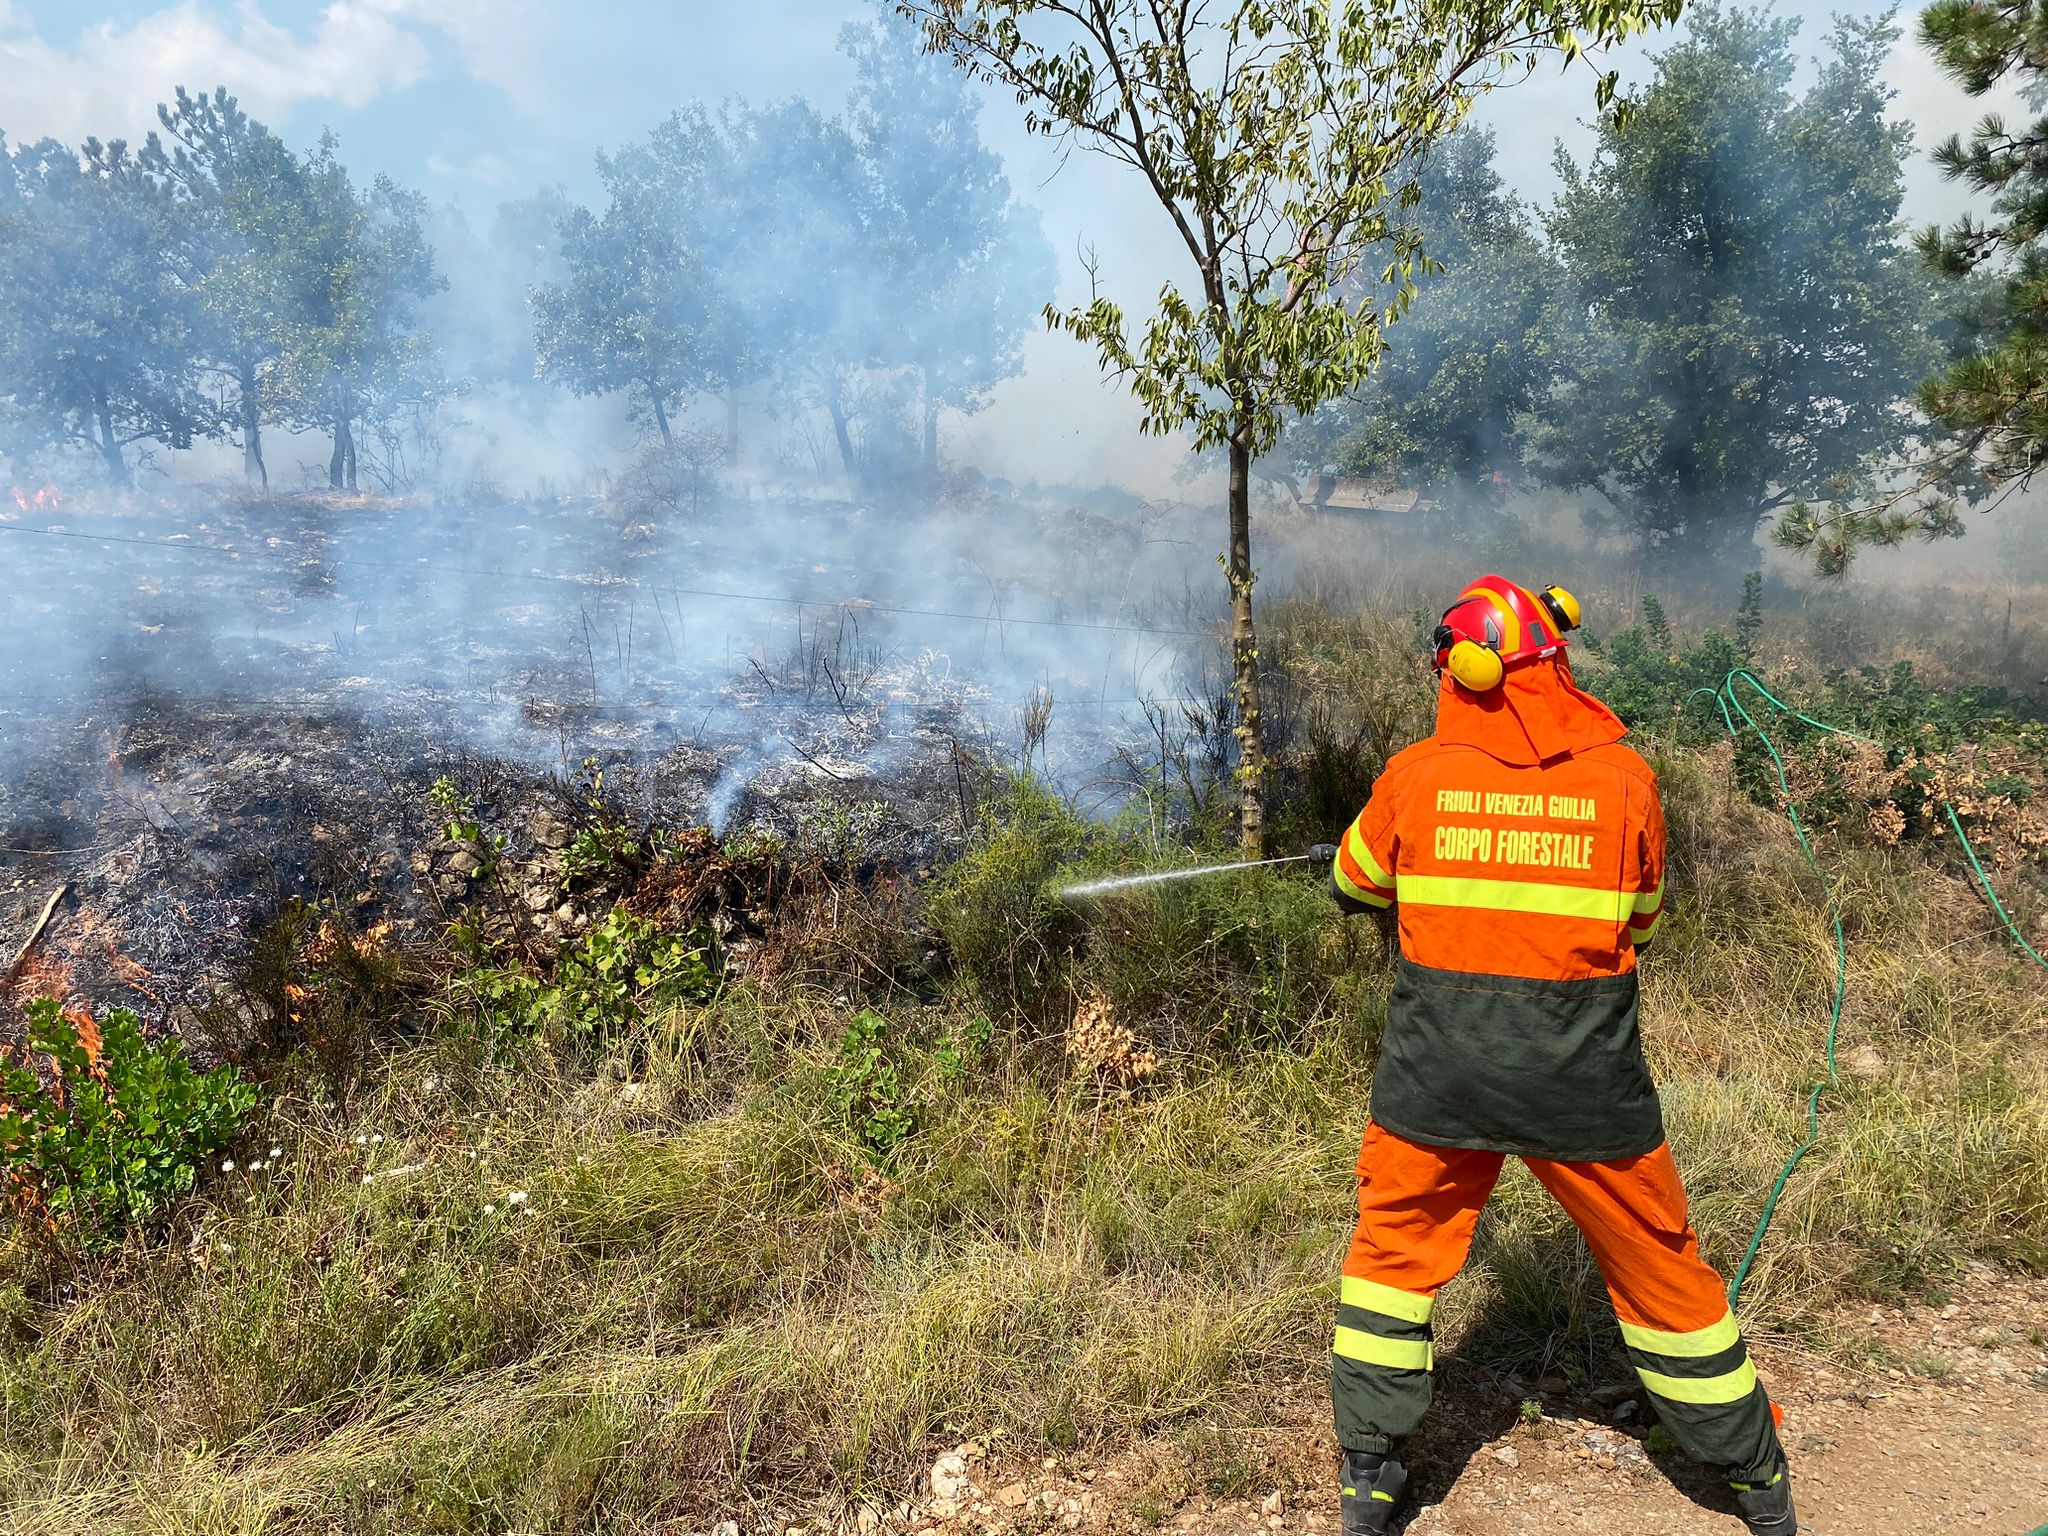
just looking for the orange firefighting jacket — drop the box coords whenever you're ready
[1331,652,1668,1161]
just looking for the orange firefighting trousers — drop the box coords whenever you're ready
[1333,1122,1786,1487]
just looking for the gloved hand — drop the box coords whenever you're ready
[1307,842,1340,864]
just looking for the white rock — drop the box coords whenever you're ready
[929,1452,972,1502]
[1492,1444,1521,1468]
[1260,1491,1284,1516]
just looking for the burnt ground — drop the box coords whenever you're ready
[881,1265,2048,1536]
[0,486,1211,1026]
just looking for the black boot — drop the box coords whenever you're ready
[1340,1447,1408,1535]
[1733,1463,1797,1533]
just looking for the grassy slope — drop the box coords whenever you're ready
[3,581,2045,1535]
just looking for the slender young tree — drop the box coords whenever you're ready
[274,136,444,491]
[901,0,1682,856]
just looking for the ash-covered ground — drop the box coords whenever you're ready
[0,482,1229,1026]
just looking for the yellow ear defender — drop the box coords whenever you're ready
[1445,639,1505,691]
[1537,584,1582,635]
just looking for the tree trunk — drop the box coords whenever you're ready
[1227,434,1266,860]
[650,389,674,449]
[94,387,128,486]
[239,360,266,487]
[825,393,857,477]
[329,413,356,492]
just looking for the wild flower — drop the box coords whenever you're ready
[482,1203,497,1216]
[220,1158,236,1173]
[506,1190,528,1206]
[268,1146,282,1160]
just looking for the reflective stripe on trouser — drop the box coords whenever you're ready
[1334,1123,1786,1486]
[1332,1124,1504,1451]
[1520,1151,1783,1485]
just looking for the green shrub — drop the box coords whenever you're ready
[430,775,507,881]
[829,1009,917,1163]
[928,775,1098,1027]
[0,999,256,1248]
[461,910,719,1054]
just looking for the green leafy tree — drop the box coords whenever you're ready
[1284,126,1560,503]
[715,98,881,474]
[844,17,1057,476]
[533,107,737,451]
[1780,0,2048,569]
[140,87,311,487]
[902,0,1680,856]
[274,134,446,492]
[0,134,206,484]
[1527,5,1938,564]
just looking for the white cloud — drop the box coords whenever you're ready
[0,0,432,146]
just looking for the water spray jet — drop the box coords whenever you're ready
[1052,851,1323,904]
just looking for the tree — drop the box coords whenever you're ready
[844,17,1056,476]
[1526,5,1937,564]
[0,135,207,484]
[1284,126,1560,502]
[714,98,881,474]
[1777,0,2048,569]
[141,87,310,487]
[533,108,739,452]
[903,0,1680,856]
[274,135,445,491]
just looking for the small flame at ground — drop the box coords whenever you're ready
[7,484,61,512]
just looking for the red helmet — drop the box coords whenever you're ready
[1431,575,1582,691]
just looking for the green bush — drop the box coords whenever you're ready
[829,1009,917,1163]
[928,775,1098,1027]
[0,999,256,1247]
[461,910,719,1054]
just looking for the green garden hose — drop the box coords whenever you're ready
[1687,669,2047,1306]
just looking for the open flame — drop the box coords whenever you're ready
[6,484,61,512]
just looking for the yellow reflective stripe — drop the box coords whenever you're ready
[1632,878,1665,915]
[1635,1358,1758,1405]
[1628,911,1664,944]
[1334,1326,1433,1371]
[1397,875,1633,923]
[1619,1311,1740,1359]
[1343,829,1394,892]
[1332,861,1392,909]
[1341,1275,1434,1325]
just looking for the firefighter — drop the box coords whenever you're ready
[1318,575,1796,1535]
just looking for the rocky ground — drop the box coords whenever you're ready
[812,1266,2046,1536]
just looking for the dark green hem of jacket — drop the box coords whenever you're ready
[1369,955,1665,1163]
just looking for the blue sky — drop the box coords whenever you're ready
[0,0,2016,485]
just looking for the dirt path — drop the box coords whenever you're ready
[899,1269,2047,1536]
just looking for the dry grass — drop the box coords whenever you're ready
[2,579,2044,1534]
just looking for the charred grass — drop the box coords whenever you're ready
[1,587,2045,1534]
